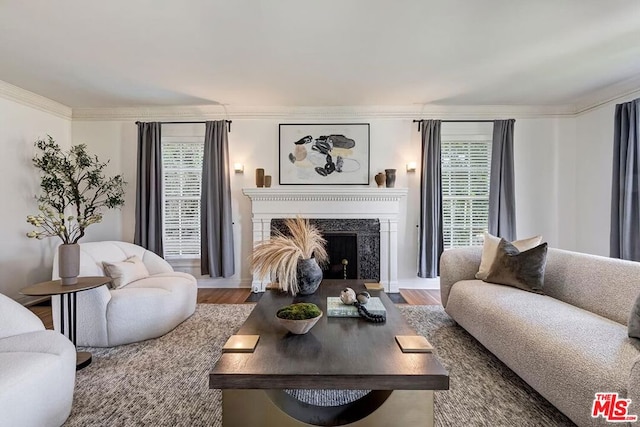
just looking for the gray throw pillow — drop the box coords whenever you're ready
[628,293,640,339]
[484,239,548,294]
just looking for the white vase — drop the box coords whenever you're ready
[59,243,80,285]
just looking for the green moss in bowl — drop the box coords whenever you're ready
[276,303,323,334]
[276,303,322,320]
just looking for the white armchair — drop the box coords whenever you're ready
[0,293,76,427]
[52,241,197,347]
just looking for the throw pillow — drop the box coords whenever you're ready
[103,255,150,289]
[475,232,543,280]
[628,293,640,339]
[484,239,548,293]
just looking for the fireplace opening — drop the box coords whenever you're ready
[270,218,380,281]
[323,233,358,279]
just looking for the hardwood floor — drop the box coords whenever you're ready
[29,304,54,329]
[30,288,441,330]
[197,288,441,305]
[197,288,253,304]
[399,289,441,305]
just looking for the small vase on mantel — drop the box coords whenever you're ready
[374,172,386,188]
[59,243,80,285]
[256,168,265,188]
[385,169,397,188]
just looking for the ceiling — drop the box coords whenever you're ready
[1,0,640,109]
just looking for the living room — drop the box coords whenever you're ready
[2,1,640,426]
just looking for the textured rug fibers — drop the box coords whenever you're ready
[65,304,575,426]
[401,306,575,427]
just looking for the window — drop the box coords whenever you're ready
[441,126,492,249]
[161,137,204,258]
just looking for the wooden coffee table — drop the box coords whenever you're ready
[209,280,449,426]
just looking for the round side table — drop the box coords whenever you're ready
[21,276,112,370]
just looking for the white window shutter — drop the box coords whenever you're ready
[441,137,492,249]
[161,140,204,258]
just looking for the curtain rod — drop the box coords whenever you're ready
[413,119,495,132]
[412,119,495,123]
[135,120,233,132]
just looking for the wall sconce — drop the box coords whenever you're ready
[234,163,244,173]
[406,162,417,173]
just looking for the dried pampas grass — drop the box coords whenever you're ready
[250,217,327,295]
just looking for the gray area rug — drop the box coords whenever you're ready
[65,304,575,426]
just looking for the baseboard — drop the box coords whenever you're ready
[397,277,440,290]
[197,278,252,289]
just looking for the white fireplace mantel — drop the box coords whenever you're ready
[243,187,408,293]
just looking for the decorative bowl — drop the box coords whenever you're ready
[276,311,323,335]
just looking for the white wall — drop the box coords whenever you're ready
[0,100,601,297]
[571,94,640,256]
[71,121,138,242]
[71,116,566,289]
[2,84,635,299]
[555,118,578,251]
[514,118,563,246]
[0,97,71,300]
[574,106,614,256]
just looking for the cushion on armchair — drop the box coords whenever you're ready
[103,255,150,288]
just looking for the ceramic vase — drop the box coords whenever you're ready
[59,243,80,285]
[256,168,265,187]
[296,258,323,295]
[264,175,272,188]
[374,173,385,188]
[385,169,396,188]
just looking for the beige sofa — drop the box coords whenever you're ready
[440,246,640,427]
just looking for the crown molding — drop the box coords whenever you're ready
[5,77,639,121]
[71,103,576,121]
[573,75,640,115]
[0,80,72,120]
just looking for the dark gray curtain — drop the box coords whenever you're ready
[134,122,163,256]
[201,121,235,277]
[418,120,443,278]
[488,119,517,241]
[610,98,640,261]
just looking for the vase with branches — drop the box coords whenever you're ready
[250,217,328,296]
[25,136,126,283]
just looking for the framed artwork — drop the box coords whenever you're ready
[279,123,370,185]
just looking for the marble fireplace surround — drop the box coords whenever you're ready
[243,187,408,293]
[271,218,380,282]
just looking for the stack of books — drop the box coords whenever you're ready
[326,297,386,317]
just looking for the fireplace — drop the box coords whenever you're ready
[324,233,357,280]
[243,187,407,292]
[271,218,380,281]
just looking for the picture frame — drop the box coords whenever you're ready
[279,123,370,185]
